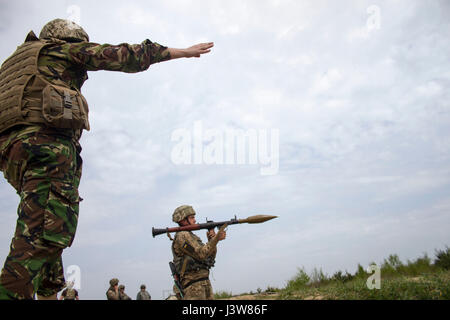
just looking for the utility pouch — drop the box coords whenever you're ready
[42,84,90,130]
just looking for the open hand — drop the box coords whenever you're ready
[185,42,214,58]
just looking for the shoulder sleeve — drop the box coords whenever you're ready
[64,39,171,73]
[175,231,218,261]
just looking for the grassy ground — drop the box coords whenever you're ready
[278,270,450,300]
[216,246,450,300]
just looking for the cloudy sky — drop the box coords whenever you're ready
[0,0,449,299]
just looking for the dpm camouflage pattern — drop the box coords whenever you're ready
[0,125,81,299]
[0,28,171,299]
[2,30,170,97]
[36,31,171,90]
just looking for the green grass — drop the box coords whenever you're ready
[278,270,450,300]
[215,246,450,300]
[277,245,450,300]
[214,290,234,299]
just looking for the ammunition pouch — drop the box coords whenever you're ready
[42,84,89,130]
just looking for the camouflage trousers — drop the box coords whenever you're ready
[175,279,214,300]
[0,125,82,299]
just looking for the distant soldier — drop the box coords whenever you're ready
[136,284,151,300]
[59,281,79,300]
[118,284,132,300]
[0,18,214,299]
[171,205,227,300]
[106,278,120,300]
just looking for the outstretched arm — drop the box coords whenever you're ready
[165,42,214,59]
[61,40,213,74]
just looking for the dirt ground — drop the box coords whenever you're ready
[222,292,326,300]
[222,293,279,300]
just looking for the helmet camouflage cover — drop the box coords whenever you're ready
[109,278,119,286]
[172,205,196,223]
[39,18,89,42]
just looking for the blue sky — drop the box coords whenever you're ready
[0,0,449,299]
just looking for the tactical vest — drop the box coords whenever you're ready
[0,36,90,134]
[172,232,215,276]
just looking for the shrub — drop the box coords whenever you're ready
[332,270,354,283]
[354,264,367,279]
[434,246,450,270]
[404,253,433,275]
[380,254,405,278]
[285,267,310,291]
[214,291,233,299]
[309,268,329,287]
[265,286,280,293]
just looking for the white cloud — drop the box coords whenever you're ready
[311,68,343,94]
[346,26,371,42]
[415,81,443,97]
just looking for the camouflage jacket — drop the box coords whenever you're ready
[1,31,171,138]
[106,287,120,300]
[172,231,218,286]
[136,290,151,300]
[119,291,132,300]
[29,30,171,90]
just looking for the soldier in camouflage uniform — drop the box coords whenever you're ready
[171,205,227,300]
[118,284,131,300]
[59,280,79,300]
[136,284,151,300]
[106,278,120,300]
[0,19,214,300]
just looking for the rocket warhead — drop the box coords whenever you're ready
[238,215,278,224]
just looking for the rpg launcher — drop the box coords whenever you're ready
[152,215,277,238]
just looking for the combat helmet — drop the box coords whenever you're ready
[109,278,119,287]
[172,205,196,223]
[39,18,89,42]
